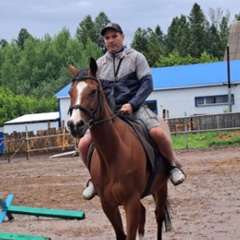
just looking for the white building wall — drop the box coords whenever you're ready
[147,85,240,118]
[58,84,240,124]
[4,121,59,134]
[59,97,71,128]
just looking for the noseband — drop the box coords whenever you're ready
[68,76,103,128]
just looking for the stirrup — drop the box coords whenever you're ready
[83,179,96,200]
[169,167,186,186]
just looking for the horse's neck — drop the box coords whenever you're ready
[90,104,123,160]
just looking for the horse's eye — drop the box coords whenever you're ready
[90,89,97,97]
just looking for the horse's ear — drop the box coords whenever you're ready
[69,64,78,76]
[89,58,97,76]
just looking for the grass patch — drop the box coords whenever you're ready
[171,131,240,149]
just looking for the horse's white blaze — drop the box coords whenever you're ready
[70,81,87,124]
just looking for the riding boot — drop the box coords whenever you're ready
[83,179,96,200]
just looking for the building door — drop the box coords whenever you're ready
[145,100,157,114]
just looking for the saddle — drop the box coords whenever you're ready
[120,116,169,172]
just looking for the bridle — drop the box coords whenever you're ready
[68,76,119,128]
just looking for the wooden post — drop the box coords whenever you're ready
[184,112,188,149]
[25,124,29,160]
[226,46,232,112]
[7,138,10,163]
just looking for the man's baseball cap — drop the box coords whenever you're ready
[101,23,123,36]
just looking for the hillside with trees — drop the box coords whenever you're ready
[0,3,239,126]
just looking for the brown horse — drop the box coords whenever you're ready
[67,58,172,240]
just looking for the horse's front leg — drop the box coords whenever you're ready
[100,199,126,240]
[124,194,141,240]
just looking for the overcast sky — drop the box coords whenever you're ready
[1,0,239,45]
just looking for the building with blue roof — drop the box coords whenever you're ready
[55,60,240,127]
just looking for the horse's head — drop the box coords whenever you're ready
[67,58,102,138]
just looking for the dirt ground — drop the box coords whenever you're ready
[0,145,240,240]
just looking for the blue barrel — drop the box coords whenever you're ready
[0,132,4,154]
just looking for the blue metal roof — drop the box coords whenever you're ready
[55,83,71,98]
[55,60,240,98]
[152,59,240,89]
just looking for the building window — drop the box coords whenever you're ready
[195,94,234,107]
[145,100,157,114]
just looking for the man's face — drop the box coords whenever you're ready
[103,29,125,54]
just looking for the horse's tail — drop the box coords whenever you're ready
[164,199,173,232]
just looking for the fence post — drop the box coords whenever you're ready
[25,124,29,160]
[184,113,188,149]
[7,137,10,163]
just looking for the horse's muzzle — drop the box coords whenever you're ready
[67,120,87,138]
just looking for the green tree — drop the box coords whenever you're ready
[199,51,219,62]
[76,12,111,52]
[207,8,230,59]
[234,12,240,21]
[50,28,72,77]
[208,7,224,30]
[145,27,165,67]
[0,9,234,125]
[0,42,21,92]
[0,39,8,48]
[219,15,230,57]
[165,17,179,54]
[187,3,209,58]
[156,51,197,67]
[76,15,97,47]
[16,29,74,98]
[155,25,165,43]
[95,12,111,51]
[16,37,49,95]
[156,50,219,67]
[131,28,149,55]
[80,38,102,68]
[166,15,190,57]
[15,28,32,49]
[0,86,58,126]
[131,27,165,67]
[207,24,222,59]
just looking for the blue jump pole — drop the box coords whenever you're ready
[0,194,85,223]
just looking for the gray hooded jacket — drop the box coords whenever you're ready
[97,47,153,111]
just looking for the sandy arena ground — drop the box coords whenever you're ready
[0,145,240,240]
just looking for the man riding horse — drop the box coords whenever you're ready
[79,23,186,200]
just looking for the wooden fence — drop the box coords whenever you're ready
[166,112,240,134]
[1,112,240,161]
[1,128,78,162]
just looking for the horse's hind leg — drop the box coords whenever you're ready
[100,200,126,240]
[153,185,171,240]
[137,202,146,239]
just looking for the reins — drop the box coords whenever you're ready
[91,110,121,126]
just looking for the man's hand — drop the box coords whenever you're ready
[120,103,133,115]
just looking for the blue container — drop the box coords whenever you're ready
[0,132,4,154]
